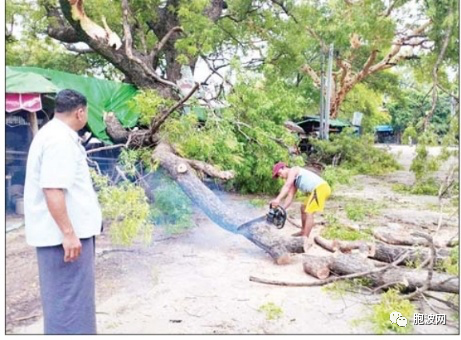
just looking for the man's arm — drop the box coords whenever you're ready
[43,188,81,262]
[282,184,297,210]
[271,168,298,207]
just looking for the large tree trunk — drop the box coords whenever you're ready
[153,142,309,264]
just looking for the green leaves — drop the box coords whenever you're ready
[91,171,151,246]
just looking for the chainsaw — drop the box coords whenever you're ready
[237,204,287,230]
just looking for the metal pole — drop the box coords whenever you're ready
[319,53,325,139]
[324,44,334,140]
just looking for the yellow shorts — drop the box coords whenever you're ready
[303,182,331,214]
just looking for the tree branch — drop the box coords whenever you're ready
[149,82,200,135]
[403,232,435,299]
[380,0,401,17]
[300,63,321,88]
[149,26,183,60]
[185,159,235,180]
[423,4,454,131]
[121,0,178,89]
[368,21,431,74]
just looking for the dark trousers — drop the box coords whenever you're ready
[36,237,96,334]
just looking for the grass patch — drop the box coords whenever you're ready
[258,302,283,320]
[392,179,440,196]
[248,197,268,207]
[321,214,372,241]
[371,289,415,334]
[344,199,383,222]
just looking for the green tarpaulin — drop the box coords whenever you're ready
[6,67,59,94]
[7,66,140,143]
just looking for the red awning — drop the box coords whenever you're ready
[6,93,42,113]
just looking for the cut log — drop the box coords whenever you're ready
[371,242,450,267]
[329,254,458,294]
[314,236,373,256]
[374,227,430,247]
[153,142,308,264]
[315,236,451,268]
[302,255,333,279]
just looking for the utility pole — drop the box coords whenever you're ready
[324,43,334,140]
[319,53,325,140]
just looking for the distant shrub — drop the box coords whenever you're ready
[309,129,401,175]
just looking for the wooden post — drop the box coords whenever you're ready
[28,111,39,137]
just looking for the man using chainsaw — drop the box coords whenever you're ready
[270,162,331,237]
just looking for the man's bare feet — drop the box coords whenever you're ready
[292,231,305,237]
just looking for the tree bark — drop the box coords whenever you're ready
[373,227,431,247]
[152,142,308,264]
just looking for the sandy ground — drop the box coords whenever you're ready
[6,144,460,334]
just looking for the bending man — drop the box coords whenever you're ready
[270,162,331,238]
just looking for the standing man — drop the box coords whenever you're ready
[24,89,102,334]
[270,162,331,238]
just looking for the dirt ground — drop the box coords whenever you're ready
[5,144,460,334]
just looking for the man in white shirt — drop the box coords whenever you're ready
[24,89,102,334]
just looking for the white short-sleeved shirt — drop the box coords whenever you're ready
[24,118,102,247]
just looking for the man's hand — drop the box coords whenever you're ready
[270,199,280,208]
[62,232,82,262]
[43,188,81,262]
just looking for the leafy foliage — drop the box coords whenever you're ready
[161,78,306,194]
[130,90,175,127]
[321,166,354,191]
[91,171,151,245]
[371,289,414,334]
[309,129,401,175]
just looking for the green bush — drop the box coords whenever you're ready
[321,165,354,190]
[309,129,401,175]
[401,126,417,145]
[91,171,152,245]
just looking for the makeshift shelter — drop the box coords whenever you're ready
[294,115,358,153]
[374,124,395,143]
